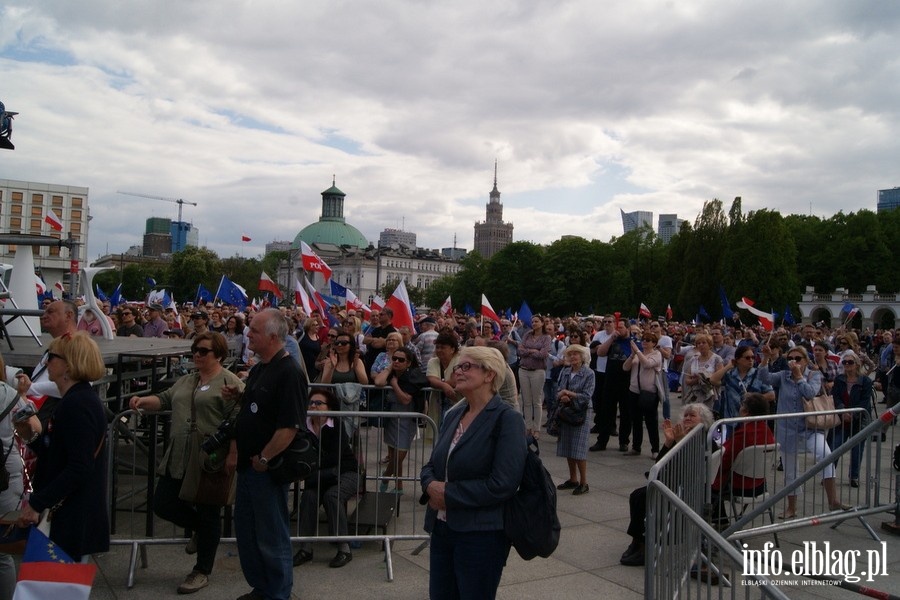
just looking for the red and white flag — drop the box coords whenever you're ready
[665,304,673,320]
[345,289,363,310]
[736,297,774,331]
[303,276,331,318]
[639,303,652,319]
[370,295,385,312]
[54,281,64,293]
[481,294,502,324]
[294,279,314,314]
[258,271,282,299]
[300,241,333,281]
[439,295,452,315]
[13,562,96,600]
[241,233,251,242]
[34,275,47,296]
[44,210,63,232]
[385,280,415,331]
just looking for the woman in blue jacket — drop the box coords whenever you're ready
[421,346,526,600]
[829,350,873,488]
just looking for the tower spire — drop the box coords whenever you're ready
[489,160,500,201]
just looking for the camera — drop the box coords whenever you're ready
[200,417,236,455]
[14,403,36,423]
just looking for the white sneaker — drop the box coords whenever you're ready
[177,570,208,594]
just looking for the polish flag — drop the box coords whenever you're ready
[303,277,334,324]
[44,210,63,232]
[665,304,673,320]
[345,289,363,310]
[385,280,415,331]
[736,297,774,331]
[639,303,652,319]
[371,295,385,312]
[294,279,314,314]
[14,562,96,600]
[54,281,65,293]
[300,241,333,281]
[481,294,502,324]
[241,233,251,242]
[34,275,47,296]
[258,271,282,299]
[439,295,452,315]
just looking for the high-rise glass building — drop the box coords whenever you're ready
[877,188,900,213]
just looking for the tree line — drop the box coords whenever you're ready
[420,199,900,323]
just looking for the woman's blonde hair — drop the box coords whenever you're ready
[564,344,591,367]
[49,331,106,382]
[693,333,712,347]
[458,346,506,394]
[385,332,403,346]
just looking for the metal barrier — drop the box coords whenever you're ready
[105,405,437,588]
[646,400,900,597]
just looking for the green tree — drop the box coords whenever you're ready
[423,276,455,310]
[484,242,545,312]
[451,252,488,310]
[169,246,220,300]
[678,199,727,317]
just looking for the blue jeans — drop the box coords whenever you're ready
[829,423,866,480]
[235,469,293,600]
[429,520,510,600]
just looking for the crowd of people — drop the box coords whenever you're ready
[4,296,898,599]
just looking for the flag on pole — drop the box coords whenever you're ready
[44,209,63,232]
[385,280,415,331]
[215,275,248,311]
[294,278,314,313]
[464,303,475,317]
[329,279,348,299]
[14,527,96,600]
[639,303,652,319]
[782,305,796,326]
[304,277,338,326]
[300,241,333,282]
[146,277,157,287]
[665,304,673,320]
[94,284,108,302]
[346,289,363,311]
[109,283,124,308]
[196,284,213,304]
[241,233,251,242]
[480,294,502,324]
[736,297,774,331]
[34,275,47,296]
[54,281,64,293]
[371,295,385,312]
[517,300,533,325]
[258,271,283,299]
[438,295,452,315]
[719,286,734,320]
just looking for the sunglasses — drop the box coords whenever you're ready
[309,400,328,407]
[334,340,350,346]
[327,334,337,338]
[121,311,132,316]
[192,347,214,356]
[47,352,65,362]
[452,362,482,373]
[392,356,408,363]
[841,360,856,366]
[787,356,805,362]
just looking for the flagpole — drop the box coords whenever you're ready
[213,275,225,306]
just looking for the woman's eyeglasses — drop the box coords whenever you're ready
[192,347,214,356]
[47,352,65,362]
[391,356,408,363]
[309,400,328,407]
[452,362,482,373]
[787,356,805,362]
[334,340,350,346]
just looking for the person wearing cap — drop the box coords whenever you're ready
[188,311,210,340]
[144,304,168,338]
[415,317,439,370]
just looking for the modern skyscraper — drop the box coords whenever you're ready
[621,209,653,235]
[877,188,900,213]
[657,213,686,244]
[473,162,513,258]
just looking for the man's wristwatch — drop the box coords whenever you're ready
[258,455,269,467]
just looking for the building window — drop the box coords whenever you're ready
[11,192,23,202]
[9,217,21,228]
[70,222,82,233]
[71,209,82,220]
[52,195,64,207]
[30,219,42,232]
[10,204,22,216]
[49,246,60,257]
[30,206,43,217]
[72,197,83,208]
[32,193,44,205]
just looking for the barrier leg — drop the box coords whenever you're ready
[383,537,394,582]
[127,541,140,589]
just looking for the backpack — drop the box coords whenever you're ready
[504,438,561,560]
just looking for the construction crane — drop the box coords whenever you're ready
[117,190,198,223]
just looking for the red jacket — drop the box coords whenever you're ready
[712,420,775,491]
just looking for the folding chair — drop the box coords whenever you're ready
[724,442,780,547]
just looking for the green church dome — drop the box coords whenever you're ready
[291,180,369,250]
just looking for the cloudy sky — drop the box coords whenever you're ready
[1,1,898,262]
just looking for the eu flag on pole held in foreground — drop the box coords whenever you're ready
[216,275,248,311]
[109,283,123,308]
[14,527,96,600]
[518,301,534,325]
